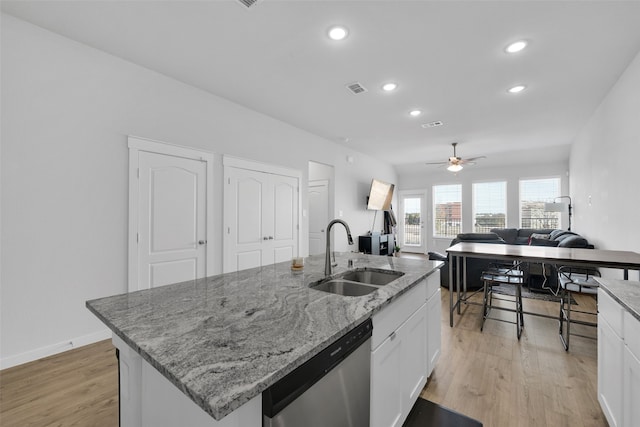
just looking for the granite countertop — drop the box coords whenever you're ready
[596,277,640,321]
[86,253,442,421]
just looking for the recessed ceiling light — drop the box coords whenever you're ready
[382,82,398,92]
[508,85,526,93]
[409,110,422,117]
[505,40,528,53]
[328,26,348,41]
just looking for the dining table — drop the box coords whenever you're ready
[446,242,640,326]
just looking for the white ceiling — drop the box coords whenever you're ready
[3,0,640,172]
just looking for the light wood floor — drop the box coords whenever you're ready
[1,288,605,427]
[0,339,118,426]
[422,288,606,427]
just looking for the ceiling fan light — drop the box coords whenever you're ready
[505,40,528,53]
[447,164,463,172]
[328,26,348,41]
[508,84,526,94]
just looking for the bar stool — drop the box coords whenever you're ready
[558,266,600,351]
[480,262,525,339]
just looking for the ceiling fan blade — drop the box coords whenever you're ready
[461,155,486,163]
[424,161,448,165]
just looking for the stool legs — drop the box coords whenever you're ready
[559,286,571,351]
[480,279,524,340]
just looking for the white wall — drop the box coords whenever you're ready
[0,15,396,367]
[397,161,570,254]
[570,49,640,280]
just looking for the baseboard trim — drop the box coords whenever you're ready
[0,329,112,370]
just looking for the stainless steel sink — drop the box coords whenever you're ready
[309,268,405,296]
[310,279,380,297]
[337,269,404,286]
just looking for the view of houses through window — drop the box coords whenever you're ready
[519,177,561,229]
[403,197,422,246]
[433,184,462,238]
[473,181,507,232]
[425,178,562,241]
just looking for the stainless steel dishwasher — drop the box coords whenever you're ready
[262,318,372,427]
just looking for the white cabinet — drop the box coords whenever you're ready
[598,313,624,427]
[223,166,299,273]
[371,326,405,427]
[425,271,441,377]
[623,311,640,427]
[426,287,441,376]
[371,270,441,427]
[598,288,640,427]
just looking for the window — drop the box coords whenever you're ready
[473,182,506,232]
[519,178,561,229]
[433,184,462,238]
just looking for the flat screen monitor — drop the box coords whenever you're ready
[367,179,394,210]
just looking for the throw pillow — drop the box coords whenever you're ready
[530,237,560,247]
[531,233,551,239]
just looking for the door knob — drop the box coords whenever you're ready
[268,236,274,240]
[198,240,207,245]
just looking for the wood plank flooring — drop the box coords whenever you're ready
[0,339,118,427]
[0,287,606,427]
[422,288,606,427]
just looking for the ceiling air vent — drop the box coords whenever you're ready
[421,120,444,128]
[346,82,367,95]
[237,0,260,8]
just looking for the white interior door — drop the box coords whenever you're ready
[400,192,426,253]
[137,151,207,289]
[308,180,329,256]
[224,167,267,272]
[269,174,298,265]
[224,164,299,273]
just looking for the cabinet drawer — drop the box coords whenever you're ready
[372,280,426,350]
[599,288,624,337]
[624,311,640,359]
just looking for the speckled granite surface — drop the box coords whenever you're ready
[86,253,442,420]
[596,278,640,321]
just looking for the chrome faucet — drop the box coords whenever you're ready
[325,219,354,276]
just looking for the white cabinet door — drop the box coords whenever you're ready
[427,288,442,376]
[624,345,640,427]
[371,332,404,427]
[402,303,428,415]
[224,167,298,273]
[599,316,624,427]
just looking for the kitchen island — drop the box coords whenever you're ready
[87,253,442,426]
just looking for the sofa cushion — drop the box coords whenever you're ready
[530,237,560,247]
[550,230,576,240]
[518,228,555,238]
[490,228,518,244]
[557,234,590,248]
[455,233,502,241]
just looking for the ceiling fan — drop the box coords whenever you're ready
[425,142,486,172]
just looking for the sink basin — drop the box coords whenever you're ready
[310,279,380,297]
[309,268,405,296]
[337,268,404,286]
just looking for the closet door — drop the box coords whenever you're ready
[224,168,269,272]
[267,174,298,265]
[224,166,299,273]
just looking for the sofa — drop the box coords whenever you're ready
[428,228,593,291]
